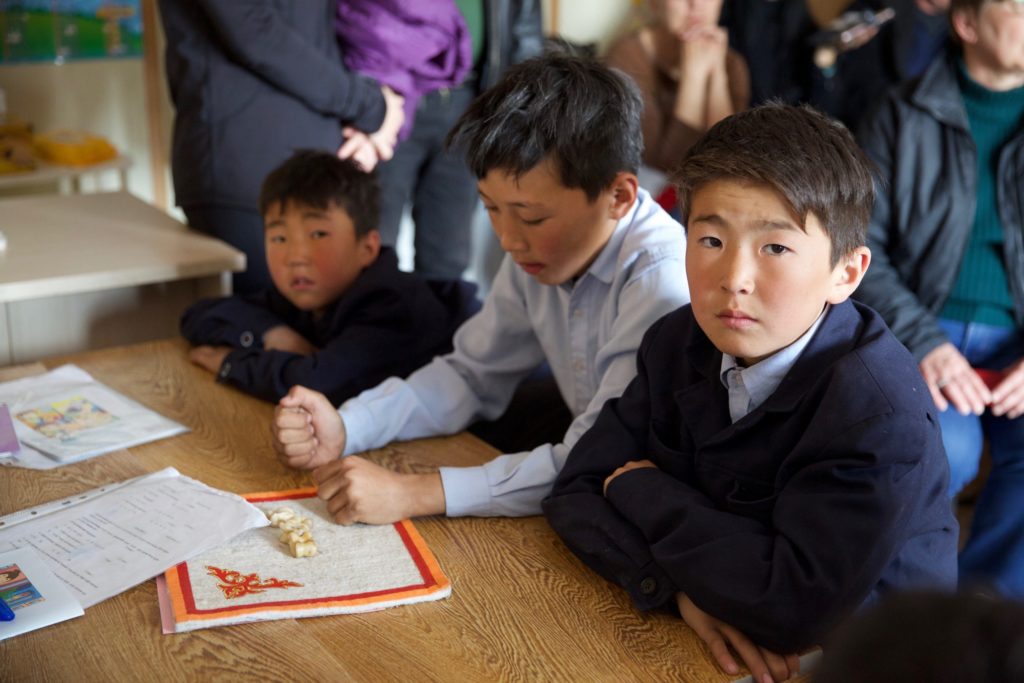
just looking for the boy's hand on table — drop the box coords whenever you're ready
[313,457,445,525]
[189,345,231,374]
[920,342,991,415]
[272,386,346,470]
[263,325,317,356]
[603,459,657,496]
[677,593,800,683]
[992,358,1024,418]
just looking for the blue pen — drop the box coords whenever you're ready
[0,594,15,621]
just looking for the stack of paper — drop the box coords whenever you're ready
[0,468,269,610]
[0,365,187,469]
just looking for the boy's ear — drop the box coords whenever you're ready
[357,229,381,267]
[951,9,978,45]
[607,172,639,220]
[827,246,871,305]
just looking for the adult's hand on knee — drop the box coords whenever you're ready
[919,343,990,415]
[272,386,346,470]
[992,358,1024,419]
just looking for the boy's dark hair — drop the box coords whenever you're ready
[814,591,1024,683]
[446,51,643,202]
[258,150,379,238]
[673,102,874,267]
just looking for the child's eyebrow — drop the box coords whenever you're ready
[265,219,286,229]
[691,213,799,232]
[752,219,800,233]
[477,189,544,209]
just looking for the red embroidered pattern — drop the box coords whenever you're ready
[206,565,303,599]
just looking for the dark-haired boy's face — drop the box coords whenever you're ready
[264,200,379,316]
[477,158,627,286]
[686,180,867,366]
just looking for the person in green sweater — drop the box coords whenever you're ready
[855,0,1024,596]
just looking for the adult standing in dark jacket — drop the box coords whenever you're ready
[158,0,404,294]
[373,0,543,281]
[855,0,1024,597]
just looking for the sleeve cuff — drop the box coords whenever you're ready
[626,561,677,611]
[338,399,376,455]
[439,466,493,517]
[217,349,249,384]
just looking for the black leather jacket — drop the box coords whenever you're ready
[855,50,1024,359]
[477,0,544,90]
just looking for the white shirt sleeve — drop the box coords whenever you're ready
[440,245,690,517]
[339,257,547,455]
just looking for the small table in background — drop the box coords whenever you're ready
[0,191,245,365]
[0,155,133,194]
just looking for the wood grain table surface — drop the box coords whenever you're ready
[0,338,811,683]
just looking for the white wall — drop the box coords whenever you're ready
[554,0,638,51]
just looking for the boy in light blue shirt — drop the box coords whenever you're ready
[270,53,690,523]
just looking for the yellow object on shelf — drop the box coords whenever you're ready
[35,130,118,166]
[0,119,37,174]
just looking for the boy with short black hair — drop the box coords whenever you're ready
[182,149,474,405]
[543,103,957,683]
[270,52,690,524]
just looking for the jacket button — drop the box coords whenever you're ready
[240,331,255,347]
[640,577,657,595]
[219,362,232,378]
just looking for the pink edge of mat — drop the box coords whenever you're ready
[154,575,176,635]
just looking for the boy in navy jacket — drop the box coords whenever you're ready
[181,150,474,405]
[542,104,957,683]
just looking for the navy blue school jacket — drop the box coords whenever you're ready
[542,299,957,653]
[180,248,478,405]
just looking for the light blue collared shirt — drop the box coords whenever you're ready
[338,189,690,517]
[720,307,829,423]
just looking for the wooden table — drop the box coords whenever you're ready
[0,191,245,364]
[0,338,792,682]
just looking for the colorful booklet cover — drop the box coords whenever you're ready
[0,547,84,641]
[0,364,187,464]
[157,488,451,633]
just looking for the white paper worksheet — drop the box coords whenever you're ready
[0,468,269,608]
[0,364,188,467]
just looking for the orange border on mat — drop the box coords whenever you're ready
[163,488,450,625]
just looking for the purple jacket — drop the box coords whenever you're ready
[336,0,472,139]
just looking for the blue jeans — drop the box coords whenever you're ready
[937,319,1024,597]
[376,85,479,280]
